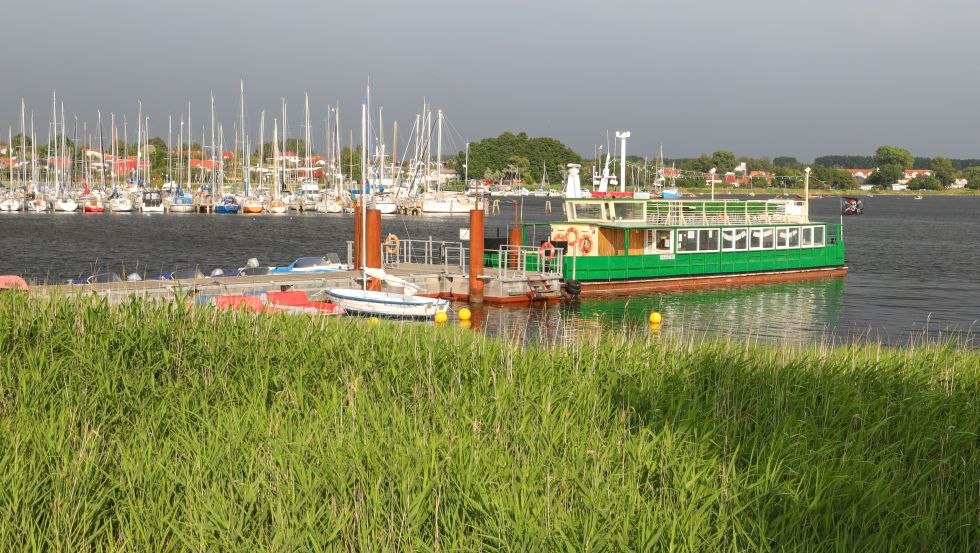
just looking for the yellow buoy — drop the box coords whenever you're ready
[459,319,472,329]
[434,311,448,324]
[369,317,380,325]
[649,311,662,324]
[458,307,472,321]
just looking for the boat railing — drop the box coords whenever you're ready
[345,239,467,271]
[643,199,807,226]
[489,244,564,279]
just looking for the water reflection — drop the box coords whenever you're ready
[462,279,847,346]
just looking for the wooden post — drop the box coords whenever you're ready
[507,225,523,270]
[366,207,382,290]
[469,208,485,303]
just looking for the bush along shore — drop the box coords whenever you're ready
[0,294,977,551]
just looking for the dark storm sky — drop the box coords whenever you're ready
[2,0,977,161]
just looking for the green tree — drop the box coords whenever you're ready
[907,174,942,190]
[340,145,362,182]
[864,164,904,188]
[930,156,955,187]
[811,165,854,189]
[773,156,801,169]
[710,150,738,173]
[680,154,712,173]
[961,166,980,189]
[452,132,581,186]
[148,136,167,152]
[873,146,914,169]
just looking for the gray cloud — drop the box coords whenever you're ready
[1,0,978,161]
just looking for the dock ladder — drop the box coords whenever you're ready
[526,274,555,301]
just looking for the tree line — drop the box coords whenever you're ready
[4,132,980,191]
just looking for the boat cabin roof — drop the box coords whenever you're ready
[558,197,810,228]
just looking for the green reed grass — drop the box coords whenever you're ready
[0,293,977,551]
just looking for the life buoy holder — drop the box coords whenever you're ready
[579,235,594,254]
[385,233,400,254]
[539,241,557,260]
[565,227,580,246]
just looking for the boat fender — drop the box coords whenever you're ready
[564,279,582,296]
[579,235,594,254]
[565,227,580,246]
[385,233,400,254]
[539,241,557,260]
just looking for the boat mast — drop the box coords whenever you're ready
[360,95,368,288]
[136,101,143,187]
[51,91,58,193]
[167,114,172,186]
[304,92,311,189]
[436,109,442,194]
[19,100,26,193]
[273,119,280,200]
[210,92,216,189]
[240,79,249,197]
[258,110,265,191]
[186,102,191,192]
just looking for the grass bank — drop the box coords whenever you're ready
[0,294,977,550]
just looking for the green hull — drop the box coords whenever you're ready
[561,224,845,282]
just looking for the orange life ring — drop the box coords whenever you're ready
[579,235,593,254]
[385,233,400,254]
[539,241,557,260]
[553,231,566,242]
[565,227,580,246]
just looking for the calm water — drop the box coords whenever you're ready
[1,196,977,345]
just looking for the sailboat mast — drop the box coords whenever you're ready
[210,93,216,187]
[51,91,59,192]
[258,110,265,190]
[360,95,368,283]
[240,80,249,196]
[436,109,443,193]
[19,100,26,191]
[273,119,279,200]
[167,114,172,185]
[186,102,191,190]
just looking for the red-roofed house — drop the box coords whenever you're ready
[189,159,221,171]
[846,169,875,181]
[903,169,932,179]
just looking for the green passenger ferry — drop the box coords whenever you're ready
[524,196,847,296]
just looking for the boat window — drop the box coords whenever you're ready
[751,227,774,249]
[801,226,813,246]
[814,225,825,246]
[677,229,698,252]
[293,257,324,268]
[611,202,645,222]
[647,229,672,253]
[569,202,604,221]
[698,229,719,251]
[722,229,748,251]
[776,228,789,248]
[787,227,800,248]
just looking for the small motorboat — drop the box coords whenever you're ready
[269,254,349,275]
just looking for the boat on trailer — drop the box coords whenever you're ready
[521,192,846,296]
